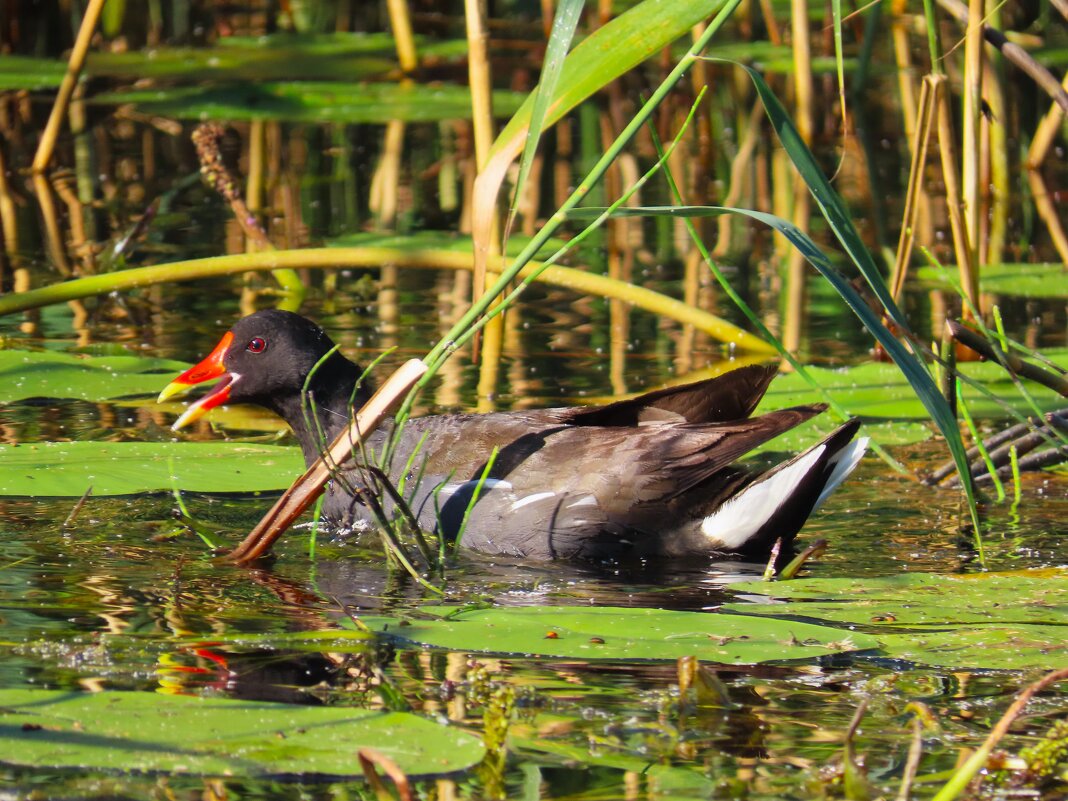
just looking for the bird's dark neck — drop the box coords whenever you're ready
[265,353,376,467]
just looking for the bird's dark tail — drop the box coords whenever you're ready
[698,419,867,557]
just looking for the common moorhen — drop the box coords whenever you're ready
[159,310,868,561]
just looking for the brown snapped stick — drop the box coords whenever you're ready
[226,359,428,564]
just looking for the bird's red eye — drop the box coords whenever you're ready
[246,337,267,353]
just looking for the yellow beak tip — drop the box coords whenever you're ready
[157,382,189,404]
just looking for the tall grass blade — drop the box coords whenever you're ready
[455,446,499,547]
[507,0,584,240]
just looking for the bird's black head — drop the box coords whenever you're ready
[160,310,368,430]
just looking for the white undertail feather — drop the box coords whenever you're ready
[700,445,826,549]
[814,436,869,510]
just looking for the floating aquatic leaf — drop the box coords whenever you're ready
[356,605,878,664]
[91,82,526,123]
[758,352,1068,419]
[0,441,302,496]
[727,569,1068,670]
[85,32,467,81]
[508,728,719,794]
[0,350,188,403]
[917,263,1068,299]
[0,689,484,777]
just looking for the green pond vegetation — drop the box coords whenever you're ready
[0,0,1066,799]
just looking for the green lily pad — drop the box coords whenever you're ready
[0,441,302,496]
[0,689,484,777]
[917,263,1068,299]
[357,605,878,664]
[91,82,526,123]
[509,727,718,796]
[874,625,1068,670]
[726,569,1068,670]
[758,351,1068,419]
[0,350,189,403]
[84,33,468,82]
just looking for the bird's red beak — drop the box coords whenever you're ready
[157,332,235,430]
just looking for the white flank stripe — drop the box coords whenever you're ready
[511,491,556,511]
[700,445,826,549]
[813,436,869,510]
[438,479,513,499]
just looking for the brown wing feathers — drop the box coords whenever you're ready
[559,365,778,426]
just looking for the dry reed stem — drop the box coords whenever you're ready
[891,0,934,246]
[960,0,984,273]
[783,0,813,356]
[32,0,106,173]
[982,57,1009,262]
[466,0,498,301]
[466,0,503,386]
[937,0,1068,113]
[31,174,72,276]
[713,101,763,259]
[931,76,979,316]
[1025,71,1068,264]
[52,176,92,274]
[369,120,405,226]
[386,0,418,74]
[0,145,19,257]
[245,120,265,229]
[890,77,939,302]
[1025,171,1068,265]
[896,717,924,801]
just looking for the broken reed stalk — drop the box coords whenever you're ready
[225,359,428,564]
[358,749,414,801]
[928,409,1068,486]
[926,412,1059,484]
[948,321,1068,397]
[32,0,106,173]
